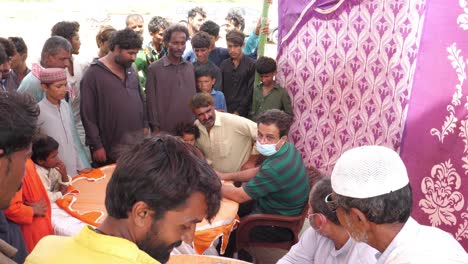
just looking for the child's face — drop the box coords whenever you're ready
[197,76,216,93]
[194,47,210,64]
[259,71,276,87]
[38,149,61,169]
[227,41,243,60]
[42,80,68,103]
[182,133,196,146]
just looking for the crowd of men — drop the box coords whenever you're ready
[0,4,467,264]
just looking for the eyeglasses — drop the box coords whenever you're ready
[325,193,339,212]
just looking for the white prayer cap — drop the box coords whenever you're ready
[331,145,409,198]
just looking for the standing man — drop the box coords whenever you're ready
[80,29,147,166]
[6,37,30,91]
[183,7,207,61]
[0,38,16,92]
[330,146,468,263]
[146,25,196,134]
[26,135,222,264]
[0,91,40,263]
[17,36,71,102]
[190,93,258,173]
[135,16,170,89]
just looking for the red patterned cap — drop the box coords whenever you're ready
[39,68,67,84]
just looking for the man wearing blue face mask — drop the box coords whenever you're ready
[218,109,310,250]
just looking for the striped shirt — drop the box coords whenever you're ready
[244,142,310,216]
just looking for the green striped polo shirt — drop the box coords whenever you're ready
[243,142,310,216]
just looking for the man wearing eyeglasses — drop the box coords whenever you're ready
[330,146,468,263]
[278,177,377,264]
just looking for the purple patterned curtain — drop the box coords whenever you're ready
[277,0,468,250]
[400,0,468,249]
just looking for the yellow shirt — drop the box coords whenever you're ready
[195,111,258,173]
[25,226,160,264]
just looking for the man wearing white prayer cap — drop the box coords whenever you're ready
[329,145,468,264]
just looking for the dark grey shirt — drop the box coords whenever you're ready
[80,59,147,161]
[146,55,196,133]
[220,55,256,117]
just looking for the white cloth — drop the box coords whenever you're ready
[376,217,468,264]
[278,227,378,264]
[66,56,89,154]
[38,98,84,176]
[35,165,71,202]
[195,111,258,173]
[51,203,86,236]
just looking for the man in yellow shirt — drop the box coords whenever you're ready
[26,135,222,264]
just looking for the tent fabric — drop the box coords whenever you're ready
[276,0,426,171]
[277,0,468,250]
[399,0,468,250]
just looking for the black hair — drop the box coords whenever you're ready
[108,28,143,51]
[0,92,39,157]
[188,7,207,20]
[0,44,6,64]
[226,29,245,46]
[256,109,293,138]
[225,10,245,31]
[163,25,189,44]
[105,135,221,222]
[51,21,80,41]
[8,37,27,55]
[0,38,16,57]
[148,16,169,34]
[31,135,59,164]
[195,63,216,79]
[336,184,412,224]
[256,56,277,74]
[175,123,201,139]
[200,20,220,37]
[191,31,211,49]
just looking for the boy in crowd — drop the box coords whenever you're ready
[175,122,200,147]
[220,29,256,117]
[32,136,72,203]
[191,31,222,89]
[38,68,88,177]
[95,25,116,58]
[135,16,169,89]
[249,56,293,121]
[195,63,227,112]
[199,20,229,67]
[6,37,29,91]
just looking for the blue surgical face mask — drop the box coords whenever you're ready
[256,141,278,156]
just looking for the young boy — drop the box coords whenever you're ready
[195,64,227,112]
[32,135,72,203]
[191,31,222,90]
[175,122,201,146]
[249,56,293,121]
[38,68,87,177]
[220,29,256,117]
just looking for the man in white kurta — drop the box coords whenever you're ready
[330,146,468,264]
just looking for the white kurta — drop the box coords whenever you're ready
[38,98,83,177]
[278,227,378,264]
[35,165,71,202]
[376,217,468,264]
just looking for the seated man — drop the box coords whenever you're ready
[219,109,310,238]
[26,135,222,264]
[278,177,377,264]
[190,93,258,173]
[330,146,468,263]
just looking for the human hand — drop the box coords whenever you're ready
[28,199,47,216]
[56,160,67,179]
[93,148,107,163]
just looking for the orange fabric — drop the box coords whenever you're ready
[194,215,239,255]
[4,159,53,252]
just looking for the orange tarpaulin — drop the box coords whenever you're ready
[56,164,239,254]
